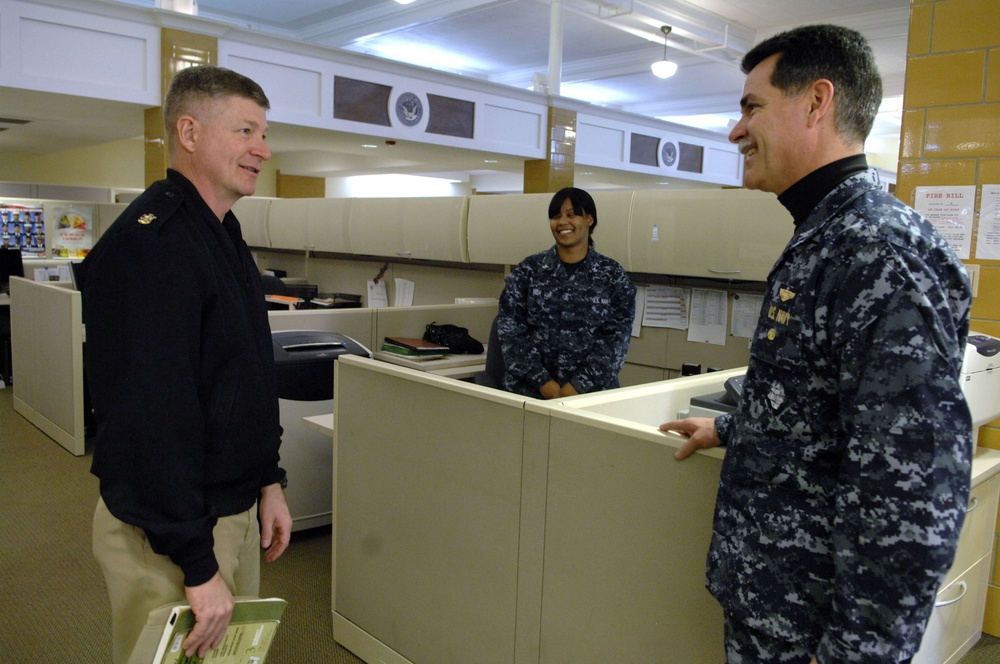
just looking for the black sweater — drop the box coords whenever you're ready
[77,170,284,586]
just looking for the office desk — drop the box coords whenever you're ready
[373,347,487,380]
[303,413,334,435]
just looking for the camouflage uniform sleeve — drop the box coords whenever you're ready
[815,243,971,662]
[567,261,636,394]
[714,413,734,446]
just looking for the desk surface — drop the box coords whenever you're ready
[972,446,1000,486]
[303,413,334,435]
[374,347,487,380]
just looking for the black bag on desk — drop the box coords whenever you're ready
[423,322,484,354]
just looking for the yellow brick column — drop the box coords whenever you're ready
[898,0,1000,635]
[524,106,576,194]
[144,29,218,187]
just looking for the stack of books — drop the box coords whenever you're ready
[381,336,449,360]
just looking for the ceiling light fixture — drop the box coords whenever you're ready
[394,0,417,4]
[651,26,678,79]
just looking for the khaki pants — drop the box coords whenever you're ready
[92,497,261,664]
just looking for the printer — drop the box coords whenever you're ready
[272,330,371,401]
[961,332,1000,446]
[271,330,371,531]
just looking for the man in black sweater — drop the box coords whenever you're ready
[77,65,291,663]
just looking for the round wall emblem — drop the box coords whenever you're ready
[395,92,423,127]
[661,141,677,167]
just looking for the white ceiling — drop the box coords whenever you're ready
[0,0,911,192]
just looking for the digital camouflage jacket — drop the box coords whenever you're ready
[711,170,972,663]
[497,246,635,397]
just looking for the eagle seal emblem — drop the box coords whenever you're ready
[395,92,423,127]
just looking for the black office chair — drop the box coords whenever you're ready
[474,316,506,389]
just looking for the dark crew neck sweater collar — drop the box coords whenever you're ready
[777,154,870,226]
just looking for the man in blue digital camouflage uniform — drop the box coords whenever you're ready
[661,25,972,664]
[496,187,635,399]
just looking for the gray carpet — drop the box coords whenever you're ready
[2,383,999,663]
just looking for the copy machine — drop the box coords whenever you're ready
[272,330,372,530]
[961,332,1000,445]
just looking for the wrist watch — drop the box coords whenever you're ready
[278,473,288,489]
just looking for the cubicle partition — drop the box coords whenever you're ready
[333,357,535,664]
[10,277,86,455]
[9,293,498,458]
[529,376,734,663]
[331,354,737,664]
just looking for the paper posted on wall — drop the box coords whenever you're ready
[127,597,287,664]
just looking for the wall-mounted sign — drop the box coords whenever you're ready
[914,185,975,260]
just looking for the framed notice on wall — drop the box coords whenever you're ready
[977,185,1000,260]
[914,186,976,260]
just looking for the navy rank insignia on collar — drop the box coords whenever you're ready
[779,288,796,302]
[137,213,156,225]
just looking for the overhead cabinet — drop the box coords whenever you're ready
[348,196,469,263]
[231,197,271,248]
[242,189,792,281]
[629,189,792,280]
[267,198,352,253]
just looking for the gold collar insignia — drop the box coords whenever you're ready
[137,213,156,225]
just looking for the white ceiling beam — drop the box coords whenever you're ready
[295,0,515,47]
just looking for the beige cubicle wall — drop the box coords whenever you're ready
[531,375,734,663]
[332,354,738,664]
[9,287,497,457]
[333,356,536,664]
[10,277,86,455]
[624,320,753,383]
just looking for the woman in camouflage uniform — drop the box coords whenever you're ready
[495,187,635,399]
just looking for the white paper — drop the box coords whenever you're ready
[367,279,388,308]
[687,289,727,346]
[914,186,976,260]
[631,287,644,337]
[393,278,414,307]
[730,293,763,338]
[976,185,1000,260]
[641,285,689,330]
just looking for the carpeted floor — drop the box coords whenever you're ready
[2,383,1000,663]
[0,386,361,663]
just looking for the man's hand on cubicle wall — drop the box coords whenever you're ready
[659,418,720,460]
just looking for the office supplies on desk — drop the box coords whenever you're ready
[383,336,449,355]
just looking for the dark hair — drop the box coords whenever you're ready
[548,187,597,245]
[741,24,882,145]
[163,65,270,135]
